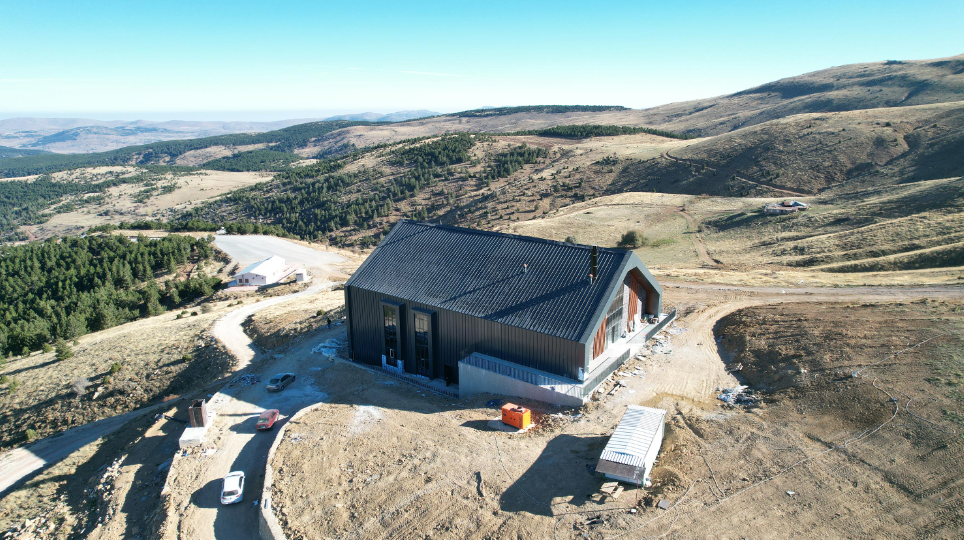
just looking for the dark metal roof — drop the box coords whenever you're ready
[346,220,636,342]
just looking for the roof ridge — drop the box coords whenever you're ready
[398,219,631,254]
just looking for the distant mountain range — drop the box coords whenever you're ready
[0,110,439,154]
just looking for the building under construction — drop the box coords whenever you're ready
[344,220,672,404]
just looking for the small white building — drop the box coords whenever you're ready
[295,268,311,283]
[596,405,667,486]
[232,255,287,286]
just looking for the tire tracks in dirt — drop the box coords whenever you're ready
[677,209,718,267]
[661,150,811,197]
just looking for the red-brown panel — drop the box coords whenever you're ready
[592,319,606,359]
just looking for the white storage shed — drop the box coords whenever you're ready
[596,405,667,486]
[233,255,287,286]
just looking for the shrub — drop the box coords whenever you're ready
[20,346,30,358]
[42,343,53,353]
[0,375,8,384]
[617,230,647,249]
[190,311,198,316]
[316,309,326,317]
[103,375,112,385]
[181,353,193,362]
[176,313,184,319]
[24,429,37,441]
[109,362,122,374]
[8,379,19,392]
[565,236,577,244]
[55,339,74,361]
[201,304,212,314]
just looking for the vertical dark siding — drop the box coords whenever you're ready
[346,285,586,381]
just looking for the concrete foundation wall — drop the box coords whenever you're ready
[259,402,327,540]
[459,361,585,408]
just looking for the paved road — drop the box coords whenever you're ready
[214,235,344,270]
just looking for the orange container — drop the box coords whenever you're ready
[501,403,531,429]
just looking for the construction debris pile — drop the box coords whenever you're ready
[227,374,261,388]
[312,338,342,357]
[717,385,759,405]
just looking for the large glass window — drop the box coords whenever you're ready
[383,305,399,366]
[606,285,624,346]
[414,314,430,377]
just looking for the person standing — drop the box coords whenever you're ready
[327,317,332,329]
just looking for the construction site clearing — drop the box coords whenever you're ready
[261,295,964,540]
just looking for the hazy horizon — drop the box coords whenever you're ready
[3,1,962,120]
[0,109,448,124]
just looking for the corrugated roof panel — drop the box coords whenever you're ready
[599,406,667,468]
[346,220,632,341]
[235,255,285,278]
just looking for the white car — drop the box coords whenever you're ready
[220,471,245,505]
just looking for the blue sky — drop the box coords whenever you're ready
[1,0,962,120]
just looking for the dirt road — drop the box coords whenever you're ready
[0,282,333,516]
[211,282,332,369]
[677,210,717,267]
[157,277,963,540]
[0,401,172,497]
[662,150,810,197]
[162,282,344,540]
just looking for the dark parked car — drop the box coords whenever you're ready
[256,409,280,430]
[266,373,296,392]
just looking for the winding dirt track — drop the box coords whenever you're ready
[661,150,811,197]
[677,210,717,267]
[0,284,330,503]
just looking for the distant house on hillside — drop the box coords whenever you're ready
[764,201,810,215]
[344,220,675,405]
[231,255,289,286]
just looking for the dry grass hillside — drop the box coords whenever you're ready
[0,302,235,451]
[628,54,964,136]
[610,101,964,197]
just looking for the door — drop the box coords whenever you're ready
[383,304,399,367]
[414,312,432,378]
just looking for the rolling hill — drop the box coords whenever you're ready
[629,54,964,137]
[1,54,962,275]
[0,110,440,154]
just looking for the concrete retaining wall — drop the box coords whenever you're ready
[458,361,585,408]
[259,402,327,540]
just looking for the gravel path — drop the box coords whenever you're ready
[0,281,331,503]
[214,235,344,271]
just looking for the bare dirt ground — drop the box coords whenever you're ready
[0,301,238,452]
[157,292,349,540]
[242,287,347,350]
[267,285,964,540]
[508,191,964,287]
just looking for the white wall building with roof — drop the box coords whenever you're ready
[232,255,287,286]
[596,405,667,486]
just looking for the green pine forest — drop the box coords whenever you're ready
[182,134,549,245]
[0,234,221,357]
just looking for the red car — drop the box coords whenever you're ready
[256,409,280,430]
